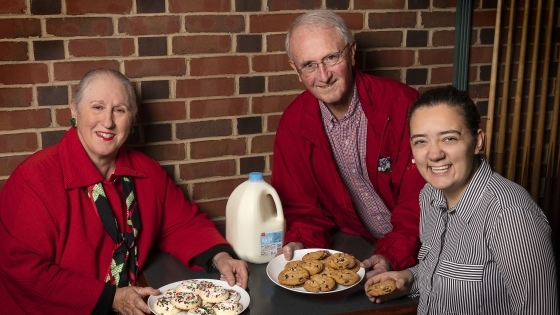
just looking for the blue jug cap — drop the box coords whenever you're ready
[248,172,263,181]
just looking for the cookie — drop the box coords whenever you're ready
[213,301,243,315]
[187,307,213,315]
[278,266,310,286]
[153,296,181,315]
[226,289,241,302]
[303,275,336,292]
[302,250,330,261]
[176,279,200,293]
[171,291,201,310]
[331,269,360,286]
[300,259,324,275]
[327,252,356,270]
[349,258,361,272]
[284,260,303,269]
[367,279,397,297]
[199,285,229,303]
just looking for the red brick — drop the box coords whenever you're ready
[190,56,248,76]
[267,114,282,132]
[190,97,248,119]
[0,109,51,131]
[0,133,38,153]
[266,34,287,52]
[196,199,228,217]
[66,0,132,14]
[191,177,245,200]
[0,63,48,85]
[125,58,186,78]
[268,74,304,92]
[179,159,236,180]
[0,19,41,39]
[137,143,186,161]
[138,101,186,122]
[55,108,72,127]
[418,48,454,65]
[0,88,32,108]
[433,30,455,47]
[250,14,300,33]
[252,54,291,72]
[185,15,245,33]
[0,155,29,176]
[472,10,498,27]
[0,42,28,61]
[355,0,405,9]
[0,0,26,14]
[365,50,415,68]
[368,12,416,29]
[53,60,119,81]
[268,0,321,10]
[172,35,231,55]
[430,67,453,84]
[69,38,135,57]
[176,78,235,98]
[251,134,275,153]
[46,17,113,37]
[355,31,403,48]
[421,11,456,28]
[470,46,494,64]
[190,138,246,159]
[119,16,181,35]
[252,94,295,114]
[169,0,230,12]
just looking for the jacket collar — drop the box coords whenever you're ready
[60,128,146,189]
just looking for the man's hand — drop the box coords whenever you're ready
[277,242,305,260]
[213,252,249,289]
[361,254,392,279]
[113,286,159,315]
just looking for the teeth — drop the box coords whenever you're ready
[430,165,450,173]
[96,132,114,139]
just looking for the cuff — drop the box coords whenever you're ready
[192,245,238,273]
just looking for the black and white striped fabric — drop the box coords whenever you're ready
[408,159,558,314]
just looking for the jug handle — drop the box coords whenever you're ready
[269,190,284,221]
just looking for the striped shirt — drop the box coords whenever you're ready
[319,86,392,239]
[408,159,558,314]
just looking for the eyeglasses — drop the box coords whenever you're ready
[295,44,350,77]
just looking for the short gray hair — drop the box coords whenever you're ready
[72,68,138,120]
[285,10,354,60]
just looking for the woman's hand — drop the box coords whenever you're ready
[112,286,159,315]
[278,242,304,260]
[364,270,414,304]
[214,252,249,289]
[361,254,392,279]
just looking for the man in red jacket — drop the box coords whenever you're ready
[272,10,426,279]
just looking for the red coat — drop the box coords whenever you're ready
[271,70,426,270]
[0,128,229,314]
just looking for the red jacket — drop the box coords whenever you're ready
[271,70,425,270]
[0,128,229,314]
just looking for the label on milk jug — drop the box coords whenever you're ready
[260,230,283,256]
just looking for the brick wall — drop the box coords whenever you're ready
[0,0,549,222]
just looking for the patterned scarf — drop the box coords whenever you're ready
[87,176,140,287]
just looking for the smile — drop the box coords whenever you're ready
[430,165,450,173]
[95,131,115,141]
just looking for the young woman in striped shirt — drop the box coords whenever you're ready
[365,85,558,314]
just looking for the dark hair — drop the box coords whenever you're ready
[408,85,481,136]
[72,68,138,120]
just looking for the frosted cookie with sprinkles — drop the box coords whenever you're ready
[213,301,243,315]
[199,285,229,303]
[196,280,216,294]
[176,279,200,293]
[171,291,201,310]
[187,307,213,315]
[153,296,181,315]
[225,289,241,302]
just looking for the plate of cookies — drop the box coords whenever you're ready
[148,279,249,315]
[266,248,365,294]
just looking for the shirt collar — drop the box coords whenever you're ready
[59,128,146,189]
[319,84,359,130]
[431,158,492,222]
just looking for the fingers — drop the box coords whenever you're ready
[216,256,249,289]
[113,286,152,315]
[282,242,304,260]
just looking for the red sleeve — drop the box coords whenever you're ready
[0,172,105,314]
[271,114,336,249]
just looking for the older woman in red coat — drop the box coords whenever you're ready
[0,68,248,315]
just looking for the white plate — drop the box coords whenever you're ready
[148,279,250,314]
[266,248,365,294]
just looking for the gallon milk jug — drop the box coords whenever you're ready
[226,172,285,264]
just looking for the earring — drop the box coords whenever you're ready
[130,126,135,134]
[70,117,76,127]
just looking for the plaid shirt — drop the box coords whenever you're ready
[319,86,392,239]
